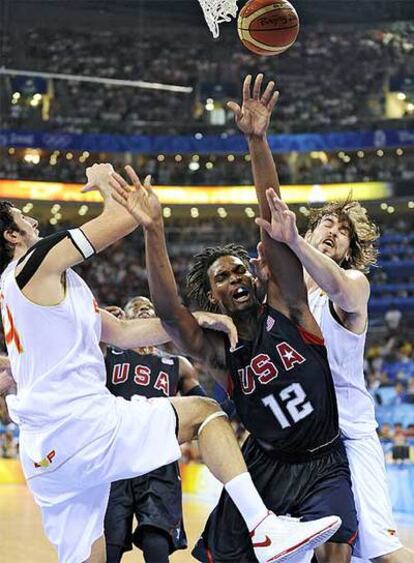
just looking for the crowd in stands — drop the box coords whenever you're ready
[1,147,413,186]
[1,20,414,135]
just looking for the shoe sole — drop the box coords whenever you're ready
[266,518,341,562]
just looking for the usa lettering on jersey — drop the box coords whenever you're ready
[111,363,171,397]
[237,343,306,395]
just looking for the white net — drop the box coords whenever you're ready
[197,0,239,38]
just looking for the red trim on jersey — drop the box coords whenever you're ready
[347,529,358,545]
[297,324,325,346]
[206,546,214,563]
[227,372,234,397]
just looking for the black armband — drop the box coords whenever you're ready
[15,228,96,290]
[184,384,207,397]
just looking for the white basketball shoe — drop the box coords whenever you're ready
[250,511,341,562]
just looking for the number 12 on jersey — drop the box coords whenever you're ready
[262,383,314,429]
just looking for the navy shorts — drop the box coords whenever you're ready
[193,436,357,562]
[104,461,187,555]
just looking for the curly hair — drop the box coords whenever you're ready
[307,200,379,273]
[186,243,251,312]
[0,201,18,273]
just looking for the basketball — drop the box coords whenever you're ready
[237,0,300,56]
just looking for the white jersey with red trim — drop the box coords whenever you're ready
[0,260,118,470]
[308,288,377,438]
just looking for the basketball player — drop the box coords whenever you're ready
[104,295,201,563]
[259,197,414,563]
[0,163,341,563]
[236,75,414,563]
[110,110,356,563]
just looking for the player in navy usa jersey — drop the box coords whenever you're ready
[109,73,357,563]
[104,296,205,563]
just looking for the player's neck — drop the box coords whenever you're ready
[133,346,156,355]
[233,309,260,341]
[12,243,30,263]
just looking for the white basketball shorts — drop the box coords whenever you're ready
[300,432,402,562]
[344,433,402,560]
[19,395,181,563]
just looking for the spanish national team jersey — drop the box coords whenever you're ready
[0,260,118,469]
[308,288,377,438]
[105,348,180,399]
[225,304,339,457]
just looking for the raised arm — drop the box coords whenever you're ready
[228,75,312,326]
[16,164,140,306]
[109,167,230,386]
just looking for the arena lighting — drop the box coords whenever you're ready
[8,148,15,155]
[51,204,61,214]
[195,133,203,140]
[377,149,384,157]
[397,92,406,101]
[157,155,165,162]
[188,162,200,171]
[66,153,73,160]
[190,207,199,218]
[245,207,255,218]
[408,201,414,209]
[357,151,365,158]
[217,207,227,218]
[244,155,251,161]
[163,207,172,218]
[175,155,183,162]
[49,217,58,225]
[380,203,388,210]
[387,206,395,214]
[0,67,193,94]
[0,181,392,205]
[205,162,214,169]
[396,148,404,156]
[227,155,235,162]
[192,155,200,162]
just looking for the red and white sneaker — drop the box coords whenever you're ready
[250,511,341,562]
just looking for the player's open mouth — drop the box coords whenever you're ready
[233,287,250,303]
[322,238,335,249]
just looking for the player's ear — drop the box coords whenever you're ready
[304,229,312,242]
[3,228,20,246]
[207,290,218,306]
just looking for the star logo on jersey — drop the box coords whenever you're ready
[282,350,294,361]
[266,316,275,332]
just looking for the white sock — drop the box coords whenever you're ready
[224,472,268,531]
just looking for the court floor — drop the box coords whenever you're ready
[0,485,413,562]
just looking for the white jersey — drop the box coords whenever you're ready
[0,260,118,467]
[308,289,377,438]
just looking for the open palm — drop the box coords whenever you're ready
[256,188,300,245]
[110,165,162,228]
[227,74,279,137]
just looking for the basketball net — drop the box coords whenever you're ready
[197,0,239,38]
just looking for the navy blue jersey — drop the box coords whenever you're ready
[225,305,339,457]
[105,348,180,399]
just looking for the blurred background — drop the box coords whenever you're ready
[1,0,414,560]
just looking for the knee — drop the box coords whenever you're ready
[194,397,221,423]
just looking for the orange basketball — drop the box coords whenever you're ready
[237,0,300,56]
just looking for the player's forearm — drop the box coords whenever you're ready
[117,318,171,348]
[144,223,207,360]
[145,222,183,318]
[289,236,367,310]
[82,202,138,254]
[248,134,280,221]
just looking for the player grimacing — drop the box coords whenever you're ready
[110,75,357,563]
[0,164,340,563]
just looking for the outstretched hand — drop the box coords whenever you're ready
[82,163,115,199]
[255,188,300,246]
[109,165,162,229]
[227,74,279,137]
[192,311,238,351]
